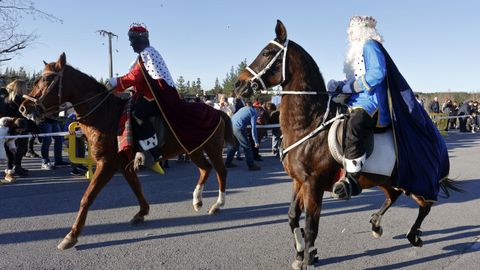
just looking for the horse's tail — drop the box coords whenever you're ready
[439,177,464,199]
[219,110,235,147]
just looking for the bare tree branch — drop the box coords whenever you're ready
[0,0,61,63]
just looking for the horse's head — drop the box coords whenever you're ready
[234,20,289,98]
[19,53,68,121]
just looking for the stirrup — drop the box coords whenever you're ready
[150,162,165,175]
[332,178,352,200]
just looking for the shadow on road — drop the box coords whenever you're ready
[318,225,480,269]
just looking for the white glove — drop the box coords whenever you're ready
[106,77,118,88]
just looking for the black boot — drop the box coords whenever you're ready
[148,147,163,161]
[332,172,362,200]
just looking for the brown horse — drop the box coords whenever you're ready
[19,53,234,250]
[234,20,460,269]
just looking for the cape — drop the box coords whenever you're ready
[138,59,221,154]
[379,42,449,201]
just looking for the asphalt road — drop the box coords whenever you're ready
[0,131,479,270]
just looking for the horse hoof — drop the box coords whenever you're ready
[291,259,302,270]
[297,264,314,270]
[372,226,383,238]
[208,206,220,215]
[57,233,78,250]
[407,229,423,247]
[193,202,203,212]
[130,215,145,226]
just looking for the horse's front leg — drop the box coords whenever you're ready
[120,158,150,225]
[57,161,116,250]
[302,181,324,270]
[289,181,305,270]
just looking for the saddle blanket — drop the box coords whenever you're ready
[328,119,396,176]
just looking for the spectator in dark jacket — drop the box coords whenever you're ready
[457,101,470,132]
[428,96,440,113]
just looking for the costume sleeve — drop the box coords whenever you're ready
[356,40,386,92]
[250,109,259,145]
[116,61,143,92]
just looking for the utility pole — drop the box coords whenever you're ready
[97,30,118,77]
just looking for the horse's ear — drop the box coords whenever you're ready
[275,20,287,43]
[55,52,66,70]
[43,60,48,66]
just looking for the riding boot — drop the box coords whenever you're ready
[135,134,165,174]
[139,134,158,150]
[148,147,163,161]
[333,154,365,200]
[139,133,163,160]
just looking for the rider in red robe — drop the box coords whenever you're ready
[108,24,220,161]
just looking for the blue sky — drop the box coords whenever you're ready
[6,0,480,92]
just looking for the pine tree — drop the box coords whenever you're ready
[195,77,202,95]
[222,59,247,96]
[186,81,191,95]
[190,81,197,95]
[176,76,188,95]
[211,77,223,94]
[222,66,236,96]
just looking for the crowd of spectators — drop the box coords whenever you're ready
[427,96,479,133]
[5,83,479,185]
[0,79,87,184]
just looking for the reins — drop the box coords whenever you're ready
[22,66,116,121]
[279,95,345,160]
[60,87,115,121]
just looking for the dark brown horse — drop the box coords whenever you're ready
[19,53,234,250]
[234,20,460,269]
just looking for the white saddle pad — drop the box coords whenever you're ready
[328,119,396,176]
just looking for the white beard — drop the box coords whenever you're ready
[343,24,383,80]
[343,40,365,81]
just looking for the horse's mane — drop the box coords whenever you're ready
[65,65,109,93]
[62,65,126,129]
[287,40,326,93]
[283,40,330,121]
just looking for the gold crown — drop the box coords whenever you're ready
[349,16,377,28]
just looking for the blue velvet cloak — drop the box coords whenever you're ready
[379,43,449,201]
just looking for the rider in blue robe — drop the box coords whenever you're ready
[328,16,449,201]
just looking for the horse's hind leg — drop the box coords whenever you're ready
[203,141,228,214]
[189,151,215,213]
[288,181,305,270]
[120,158,150,226]
[407,195,432,247]
[370,185,402,238]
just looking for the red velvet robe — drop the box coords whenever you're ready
[116,57,221,154]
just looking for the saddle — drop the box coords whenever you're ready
[327,119,396,176]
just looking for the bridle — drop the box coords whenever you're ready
[20,67,115,121]
[21,67,66,116]
[245,39,288,94]
[245,39,341,160]
[245,39,319,96]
